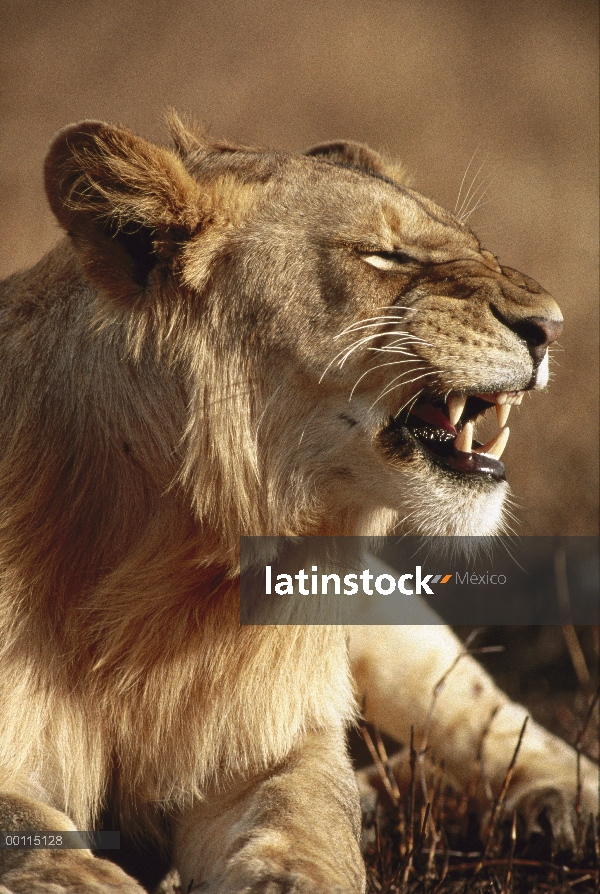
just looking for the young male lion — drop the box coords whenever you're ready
[0,118,597,893]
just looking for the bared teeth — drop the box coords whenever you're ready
[496,403,511,427]
[495,390,524,406]
[475,427,510,460]
[447,394,467,426]
[454,421,474,453]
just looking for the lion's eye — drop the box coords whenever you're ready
[360,251,414,271]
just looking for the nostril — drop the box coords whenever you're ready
[512,317,562,350]
[490,307,563,361]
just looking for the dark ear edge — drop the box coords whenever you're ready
[304,140,386,175]
[44,120,205,299]
[304,140,409,184]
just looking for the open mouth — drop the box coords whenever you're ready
[380,390,524,481]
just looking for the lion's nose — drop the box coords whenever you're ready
[509,316,563,362]
[493,265,564,362]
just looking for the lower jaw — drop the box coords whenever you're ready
[381,425,507,483]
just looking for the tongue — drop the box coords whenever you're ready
[409,403,456,434]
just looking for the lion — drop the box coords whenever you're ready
[0,117,596,894]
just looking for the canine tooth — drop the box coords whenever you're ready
[476,427,510,460]
[447,394,467,426]
[454,421,473,453]
[496,392,508,405]
[496,403,511,427]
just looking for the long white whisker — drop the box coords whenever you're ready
[457,160,486,221]
[319,332,428,383]
[461,196,493,223]
[456,158,487,221]
[335,322,411,340]
[348,359,423,400]
[378,369,431,397]
[338,332,430,369]
[372,348,421,357]
[334,315,411,338]
[458,175,495,223]
[391,387,425,421]
[319,334,388,382]
[454,147,479,214]
[369,370,431,410]
[338,332,399,367]
[380,336,432,350]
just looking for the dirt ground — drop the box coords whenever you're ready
[1,0,598,535]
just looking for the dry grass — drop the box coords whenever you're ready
[359,624,599,894]
[361,719,599,894]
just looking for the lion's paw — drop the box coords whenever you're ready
[1,849,145,894]
[504,778,599,851]
[192,867,359,894]
[191,854,365,894]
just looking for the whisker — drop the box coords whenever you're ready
[461,196,493,223]
[338,332,401,368]
[369,370,431,410]
[379,337,432,351]
[401,389,425,417]
[458,173,496,223]
[338,332,428,369]
[454,147,480,215]
[318,332,426,383]
[459,169,492,207]
[348,358,423,400]
[456,158,487,221]
[334,315,411,339]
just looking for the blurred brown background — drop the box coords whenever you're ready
[1,0,598,535]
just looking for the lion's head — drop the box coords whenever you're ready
[44,118,562,556]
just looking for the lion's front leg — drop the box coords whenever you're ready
[174,728,365,894]
[349,624,599,849]
[0,793,144,893]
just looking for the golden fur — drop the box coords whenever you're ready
[0,117,595,893]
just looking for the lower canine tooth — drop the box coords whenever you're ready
[454,421,474,453]
[476,426,510,460]
[447,394,467,426]
[496,403,511,427]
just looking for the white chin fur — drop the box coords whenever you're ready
[395,475,510,537]
[534,351,549,388]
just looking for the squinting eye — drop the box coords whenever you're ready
[360,251,414,271]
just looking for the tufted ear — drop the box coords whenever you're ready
[304,140,409,185]
[44,120,208,305]
[166,110,207,159]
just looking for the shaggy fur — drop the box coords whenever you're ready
[0,117,596,893]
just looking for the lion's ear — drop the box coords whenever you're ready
[44,121,206,302]
[304,140,409,185]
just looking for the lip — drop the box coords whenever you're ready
[378,391,522,482]
[380,417,506,481]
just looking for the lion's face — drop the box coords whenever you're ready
[44,123,562,543]
[182,144,561,538]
